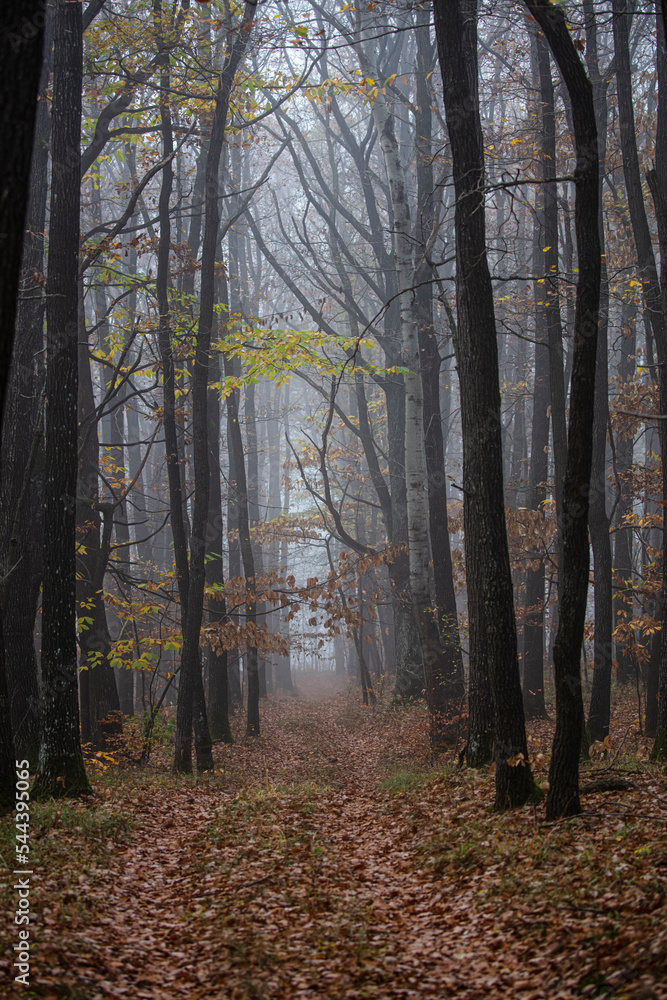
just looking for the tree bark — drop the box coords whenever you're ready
[224,347,260,736]
[206,349,232,742]
[0,9,53,767]
[647,169,667,758]
[523,27,552,722]
[584,1,613,745]
[612,302,636,690]
[32,0,91,799]
[76,291,121,748]
[523,0,601,820]
[0,0,46,418]
[0,0,47,807]
[612,0,667,759]
[435,0,534,807]
[535,32,568,576]
[415,12,465,714]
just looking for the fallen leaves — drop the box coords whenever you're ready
[0,681,666,999]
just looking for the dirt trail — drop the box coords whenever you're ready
[4,682,666,1000]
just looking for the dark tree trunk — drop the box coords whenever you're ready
[612,0,667,760]
[148,25,210,772]
[0,0,45,418]
[154,35,193,770]
[76,298,121,748]
[646,616,661,738]
[226,389,243,709]
[276,384,294,694]
[385,376,424,702]
[647,172,667,757]
[107,380,134,718]
[523,27,553,722]
[32,0,90,799]
[523,321,550,718]
[585,2,613,746]
[524,0,601,820]
[535,30,567,574]
[206,350,232,743]
[415,15,464,711]
[586,305,613,744]
[435,0,534,809]
[175,2,255,769]
[0,615,14,811]
[243,379,267,700]
[612,302,636,688]
[224,344,260,736]
[0,11,53,767]
[0,0,48,804]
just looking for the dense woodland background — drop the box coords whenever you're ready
[1,0,667,822]
[2,0,667,996]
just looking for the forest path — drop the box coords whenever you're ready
[5,679,666,1000]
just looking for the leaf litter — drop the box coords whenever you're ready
[1,676,666,999]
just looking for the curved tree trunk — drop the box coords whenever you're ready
[523,0,601,820]
[435,0,534,807]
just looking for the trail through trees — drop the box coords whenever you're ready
[3,679,666,1000]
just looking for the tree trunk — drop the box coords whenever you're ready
[76,292,121,748]
[224,346,260,736]
[0,10,52,767]
[206,349,232,742]
[613,300,636,688]
[524,0,601,820]
[32,0,90,799]
[415,14,465,715]
[646,172,667,757]
[612,0,667,760]
[535,29,567,577]
[522,27,552,722]
[585,2,612,746]
[0,0,45,419]
[276,383,293,693]
[435,0,534,807]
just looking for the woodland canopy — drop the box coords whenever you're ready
[1,0,667,996]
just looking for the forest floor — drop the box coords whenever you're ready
[1,676,667,1000]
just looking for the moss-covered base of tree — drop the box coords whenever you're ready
[650,727,667,762]
[31,754,92,801]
